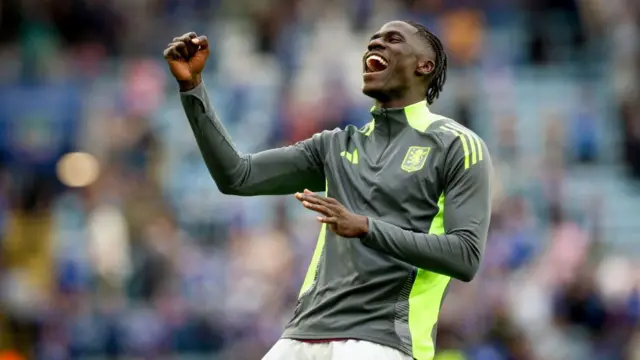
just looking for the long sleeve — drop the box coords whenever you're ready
[360,135,492,282]
[180,83,330,196]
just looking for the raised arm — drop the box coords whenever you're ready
[181,83,328,195]
[360,134,492,282]
[164,32,328,196]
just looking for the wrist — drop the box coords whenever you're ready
[178,74,202,92]
[358,215,370,238]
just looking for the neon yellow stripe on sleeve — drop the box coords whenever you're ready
[440,125,470,169]
[446,123,483,163]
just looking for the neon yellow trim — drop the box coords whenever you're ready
[434,350,467,360]
[430,195,445,232]
[403,100,431,132]
[340,150,359,164]
[443,124,477,166]
[370,101,441,133]
[447,123,483,164]
[451,125,476,165]
[401,146,431,173]
[403,100,442,132]
[299,182,329,297]
[408,194,451,360]
[440,125,470,169]
[364,121,375,136]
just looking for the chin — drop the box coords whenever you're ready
[362,83,390,102]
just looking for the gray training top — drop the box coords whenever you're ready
[180,83,492,360]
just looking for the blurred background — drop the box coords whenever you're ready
[0,0,639,359]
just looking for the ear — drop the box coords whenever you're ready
[416,59,435,76]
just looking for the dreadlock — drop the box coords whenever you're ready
[403,21,448,105]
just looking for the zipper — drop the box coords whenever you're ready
[375,108,392,163]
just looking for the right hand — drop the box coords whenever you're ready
[163,32,210,90]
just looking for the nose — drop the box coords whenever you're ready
[367,38,385,52]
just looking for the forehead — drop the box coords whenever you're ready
[374,21,418,38]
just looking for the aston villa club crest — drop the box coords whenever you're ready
[401,146,431,173]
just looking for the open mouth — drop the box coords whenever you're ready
[365,54,389,74]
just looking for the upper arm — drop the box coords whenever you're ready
[442,129,492,243]
[232,129,336,195]
[181,82,336,196]
[293,130,332,171]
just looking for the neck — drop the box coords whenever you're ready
[369,97,433,135]
[375,92,426,109]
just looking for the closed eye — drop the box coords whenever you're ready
[370,31,405,43]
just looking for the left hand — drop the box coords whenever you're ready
[163,32,210,90]
[295,189,369,238]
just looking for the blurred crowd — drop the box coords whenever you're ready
[0,0,639,359]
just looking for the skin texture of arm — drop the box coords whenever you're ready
[180,83,329,196]
[360,136,492,282]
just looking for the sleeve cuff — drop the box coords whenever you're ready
[359,217,375,244]
[179,81,205,96]
[179,82,210,113]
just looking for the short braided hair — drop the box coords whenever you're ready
[403,20,448,105]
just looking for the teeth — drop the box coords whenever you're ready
[367,55,388,66]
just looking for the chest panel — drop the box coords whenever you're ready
[326,129,445,230]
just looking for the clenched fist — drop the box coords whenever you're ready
[163,32,209,91]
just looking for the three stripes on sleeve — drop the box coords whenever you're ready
[440,123,484,170]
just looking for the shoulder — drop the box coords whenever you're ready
[428,117,487,153]
[321,123,372,138]
[426,116,481,143]
[344,122,374,135]
[427,117,490,173]
[308,127,344,142]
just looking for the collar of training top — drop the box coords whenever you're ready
[369,100,433,133]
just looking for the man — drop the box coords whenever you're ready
[164,20,491,360]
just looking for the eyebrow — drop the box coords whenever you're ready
[369,30,406,41]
